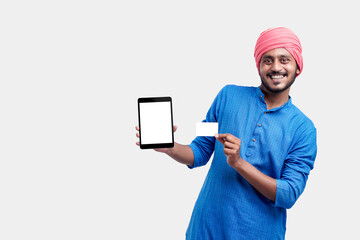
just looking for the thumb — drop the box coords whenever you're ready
[215,134,225,145]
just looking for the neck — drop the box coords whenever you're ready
[260,84,290,110]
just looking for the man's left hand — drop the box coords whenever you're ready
[215,133,242,168]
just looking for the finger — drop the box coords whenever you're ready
[223,148,232,156]
[136,132,140,138]
[223,141,238,150]
[215,135,226,145]
[135,126,139,131]
[223,135,239,144]
[216,133,229,139]
[216,133,233,145]
[224,148,238,156]
[136,142,140,146]
[218,133,240,145]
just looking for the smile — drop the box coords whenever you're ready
[267,73,287,80]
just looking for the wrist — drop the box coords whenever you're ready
[233,157,246,170]
[165,145,175,155]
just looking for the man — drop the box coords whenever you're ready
[135,27,317,239]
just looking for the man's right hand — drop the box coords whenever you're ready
[135,125,178,153]
[135,125,194,166]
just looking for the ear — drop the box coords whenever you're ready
[296,67,300,75]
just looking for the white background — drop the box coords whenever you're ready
[1,1,359,239]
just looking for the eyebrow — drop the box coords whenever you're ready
[263,54,291,59]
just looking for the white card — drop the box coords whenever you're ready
[196,122,218,136]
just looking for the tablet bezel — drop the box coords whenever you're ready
[137,96,174,149]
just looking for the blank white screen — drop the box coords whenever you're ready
[139,101,172,144]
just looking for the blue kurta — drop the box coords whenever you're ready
[187,85,317,239]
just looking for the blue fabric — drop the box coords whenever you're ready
[186,85,317,240]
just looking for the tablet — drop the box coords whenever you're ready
[137,97,174,149]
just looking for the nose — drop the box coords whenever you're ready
[270,59,283,72]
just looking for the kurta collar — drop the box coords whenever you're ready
[255,86,292,112]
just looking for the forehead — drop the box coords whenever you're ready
[262,48,293,59]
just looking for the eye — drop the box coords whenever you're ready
[263,58,272,64]
[281,58,290,63]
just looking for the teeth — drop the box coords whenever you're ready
[270,75,284,79]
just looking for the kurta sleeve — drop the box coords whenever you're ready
[187,86,226,169]
[274,126,317,209]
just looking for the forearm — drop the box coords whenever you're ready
[165,142,194,166]
[233,159,277,202]
[215,133,277,202]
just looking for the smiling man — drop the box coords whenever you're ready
[136,27,317,239]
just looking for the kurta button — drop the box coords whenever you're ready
[258,124,261,127]
[264,112,267,114]
[260,95,263,98]
[253,139,256,142]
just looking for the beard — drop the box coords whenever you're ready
[260,69,297,94]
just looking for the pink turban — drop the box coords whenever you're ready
[254,27,303,76]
